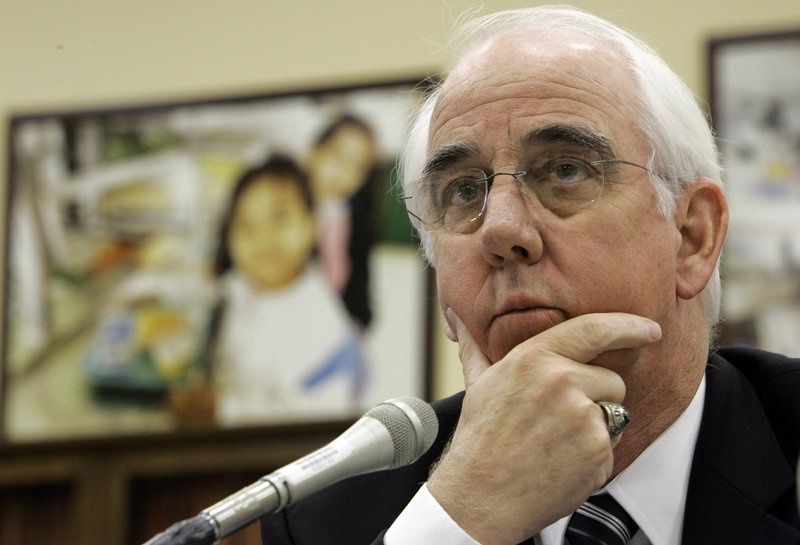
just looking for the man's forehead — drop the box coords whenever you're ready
[427,31,636,163]
[442,28,615,90]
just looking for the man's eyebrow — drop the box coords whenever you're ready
[422,142,481,177]
[520,124,617,157]
[421,126,616,178]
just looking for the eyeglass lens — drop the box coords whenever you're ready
[403,150,610,233]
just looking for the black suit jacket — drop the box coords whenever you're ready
[260,347,800,544]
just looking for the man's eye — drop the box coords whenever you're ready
[548,159,592,184]
[444,178,483,206]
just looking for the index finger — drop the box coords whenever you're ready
[528,312,662,364]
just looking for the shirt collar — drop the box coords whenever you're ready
[540,377,706,545]
[605,375,706,545]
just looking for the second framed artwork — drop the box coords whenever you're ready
[709,29,800,356]
[2,78,434,442]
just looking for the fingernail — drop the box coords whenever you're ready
[647,321,662,341]
[444,308,459,342]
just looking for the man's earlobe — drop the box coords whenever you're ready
[675,178,728,300]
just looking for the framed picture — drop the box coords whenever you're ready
[709,29,800,355]
[1,78,434,442]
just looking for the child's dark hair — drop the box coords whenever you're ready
[213,153,314,276]
[314,114,374,148]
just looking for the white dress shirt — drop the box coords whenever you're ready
[385,378,706,545]
[215,266,359,425]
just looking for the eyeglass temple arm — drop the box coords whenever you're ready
[397,195,427,226]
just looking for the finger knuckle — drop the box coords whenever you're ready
[578,314,616,345]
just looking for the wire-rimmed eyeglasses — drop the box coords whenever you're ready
[398,155,653,234]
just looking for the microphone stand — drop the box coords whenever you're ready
[142,515,217,545]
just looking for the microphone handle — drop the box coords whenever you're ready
[202,477,281,541]
[202,415,392,540]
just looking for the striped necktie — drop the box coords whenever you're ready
[565,492,639,545]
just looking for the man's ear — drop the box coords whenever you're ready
[675,178,729,300]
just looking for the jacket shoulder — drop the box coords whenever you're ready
[711,346,800,464]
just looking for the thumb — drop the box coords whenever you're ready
[446,309,491,389]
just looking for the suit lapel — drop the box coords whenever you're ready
[681,352,800,544]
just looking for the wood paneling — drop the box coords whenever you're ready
[0,421,348,545]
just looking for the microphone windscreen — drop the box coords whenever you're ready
[365,398,438,467]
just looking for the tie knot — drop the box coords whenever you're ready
[565,492,639,545]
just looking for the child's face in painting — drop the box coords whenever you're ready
[228,175,315,291]
[309,124,375,200]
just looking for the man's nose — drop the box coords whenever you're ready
[479,177,544,267]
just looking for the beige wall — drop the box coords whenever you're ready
[3,0,800,398]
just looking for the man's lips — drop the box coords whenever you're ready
[484,305,566,362]
[491,295,563,325]
[491,306,564,327]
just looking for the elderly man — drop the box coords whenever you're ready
[261,6,800,545]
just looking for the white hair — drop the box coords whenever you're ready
[400,5,724,332]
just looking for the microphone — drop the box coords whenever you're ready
[143,397,438,545]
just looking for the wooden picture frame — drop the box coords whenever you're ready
[709,29,800,354]
[1,78,435,442]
